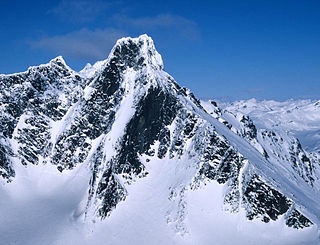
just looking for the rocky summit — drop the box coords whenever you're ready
[0,35,319,245]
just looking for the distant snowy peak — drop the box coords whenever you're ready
[79,61,104,78]
[219,99,320,152]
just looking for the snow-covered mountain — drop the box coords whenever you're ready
[219,99,320,153]
[0,35,319,245]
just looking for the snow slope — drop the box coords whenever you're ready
[220,99,320,152]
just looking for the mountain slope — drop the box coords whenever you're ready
[220,99,320,153]
[0,35,319,245]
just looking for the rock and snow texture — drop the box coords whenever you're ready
[219,99,320,153]
[0,35,320,245]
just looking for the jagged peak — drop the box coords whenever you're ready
[49,55,67,66]
[23,56,74,76]
[0,56,73,78]
[48,56,75,72]
[115,34,155,49]
[107,34,164,70]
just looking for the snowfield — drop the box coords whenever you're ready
[220,99,320,152]
[1,156,319,245]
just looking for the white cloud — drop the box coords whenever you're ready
[29,28,126,60]
[30,8,200,62]
[114,14,200,40]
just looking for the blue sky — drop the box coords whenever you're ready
[1,0,319,101]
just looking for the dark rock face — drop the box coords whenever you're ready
[116,86,180,175]
[239,115,257,140]
[15,114,51,165]
[286,209,313,229]
[0,57,85,171]
[0,138,15,180]
[199,133,244,184]
[0,74,34,138]
[194,131,246,212]
[288,139,314,185]
[95,165,127,219]
[243,174,291,222]
[0,35,316,229]
[52,58,124,170]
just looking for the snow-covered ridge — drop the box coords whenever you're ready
[219,98,320,152]
[0,55,74,77]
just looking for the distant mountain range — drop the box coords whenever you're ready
[219,98,320,153]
